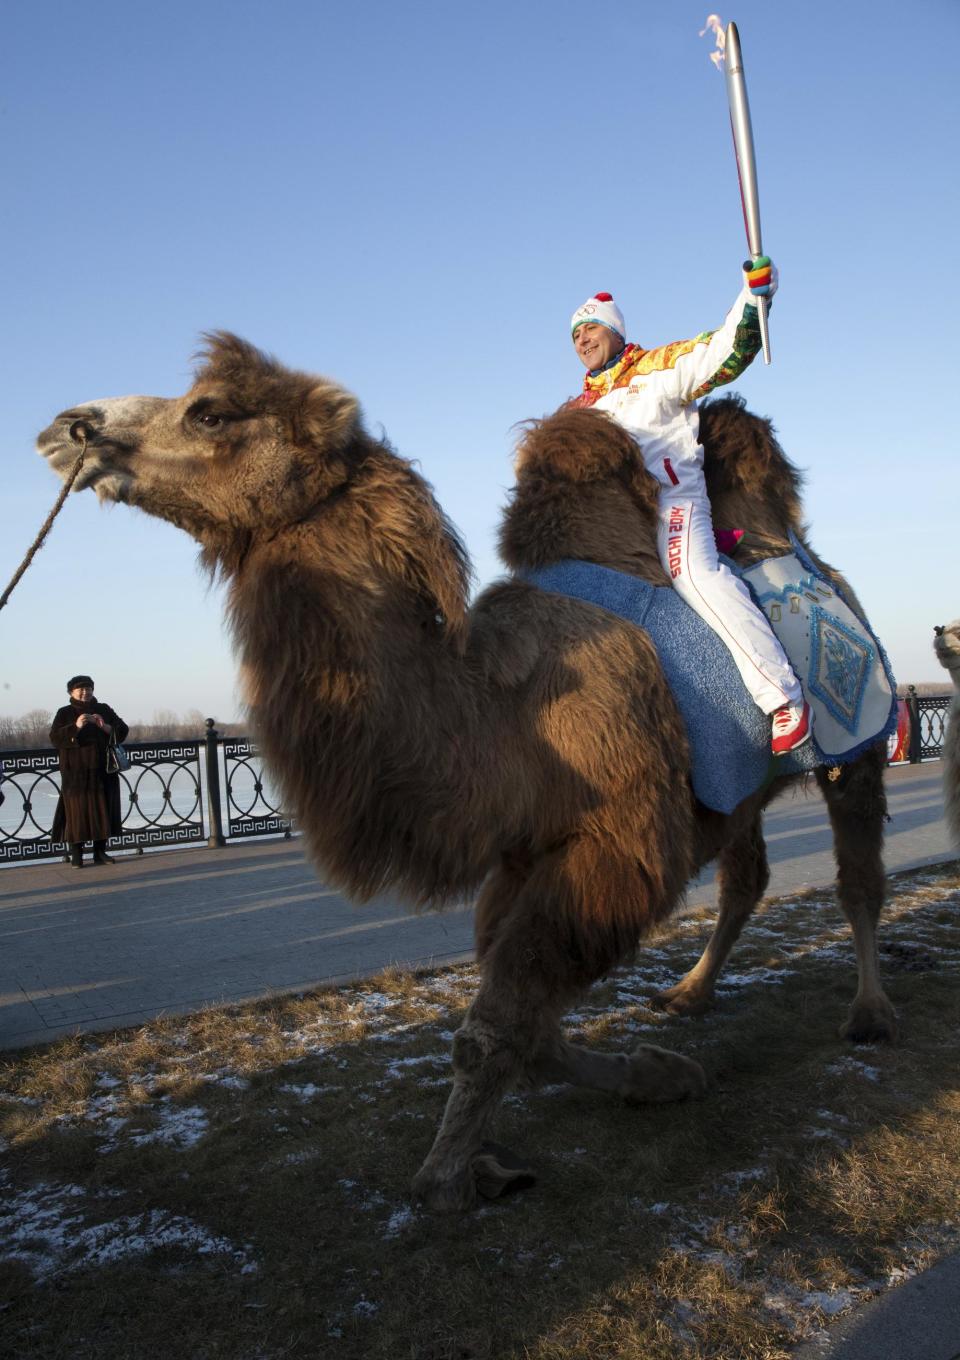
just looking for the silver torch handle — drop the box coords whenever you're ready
[724,21,771,365]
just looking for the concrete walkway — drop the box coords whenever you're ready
[0,761,953,1052]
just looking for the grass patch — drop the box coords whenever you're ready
[2,862,959,1359]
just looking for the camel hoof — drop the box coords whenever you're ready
[473,1141,537,1200]
[411,1159,480,1214]
[621,1043,708,1105]
[648,982,715,1018]
[411,1141,537,1211]
[840,997,899,1044]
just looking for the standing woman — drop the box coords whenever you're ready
[50,675,129,868]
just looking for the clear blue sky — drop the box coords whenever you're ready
[2,0,957,724]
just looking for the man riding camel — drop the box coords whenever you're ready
[569,260,811,756]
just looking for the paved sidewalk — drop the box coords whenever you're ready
[0,840,477,1050]
[0,761,953,1052]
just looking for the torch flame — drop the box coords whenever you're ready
[699,13,726,69]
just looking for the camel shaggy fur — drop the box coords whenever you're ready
[934,621,960,845]
[38,335,894,1211]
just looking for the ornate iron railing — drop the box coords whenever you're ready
[220,736,292,840]
[0,723,291,865]
[906,691,952,763]
[0,747,64,864]
[0,700,949,865]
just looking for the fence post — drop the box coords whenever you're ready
[204,719,226,847]
[906,685,922,764]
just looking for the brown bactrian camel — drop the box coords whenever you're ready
[934,621,960,845]
[38,335,894,1212]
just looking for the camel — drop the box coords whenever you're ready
[934,620,960,845]
[37,334,895,1212]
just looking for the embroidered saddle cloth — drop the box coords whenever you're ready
[524,542,897,815]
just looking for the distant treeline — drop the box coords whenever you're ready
[0,687,950,752]
[0,710,242,750]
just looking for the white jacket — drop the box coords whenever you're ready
[571,285,764,498]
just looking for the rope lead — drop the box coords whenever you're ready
[0,441,87,613]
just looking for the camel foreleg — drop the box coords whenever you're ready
[410,1005,549,1212]
[412,835,700,1211]
[530,1033,707,1105]
[412,857,567,1212]
[412,987,706,1213]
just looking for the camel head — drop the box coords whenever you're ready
[934,620,960,684]
[37,333,363,554]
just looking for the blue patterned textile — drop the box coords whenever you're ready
[524,547,897,815]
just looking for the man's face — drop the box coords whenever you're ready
[573,322,623,371]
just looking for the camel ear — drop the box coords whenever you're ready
[297,381,362,452]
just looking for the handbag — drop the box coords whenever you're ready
[106,731,131,774]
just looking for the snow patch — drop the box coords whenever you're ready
[826,1057,881,1082]
[278,1082,337,1102]
[382,1206,416,1238]
[0,1180,256,1282]
[806,1289,857,1316]
[129,1101,209,1148]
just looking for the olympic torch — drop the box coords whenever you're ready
[723,20,772,364]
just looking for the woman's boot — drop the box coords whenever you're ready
[70,843,84,869]
[92,841,115,865]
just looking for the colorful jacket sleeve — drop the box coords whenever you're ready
[656,285,765,405]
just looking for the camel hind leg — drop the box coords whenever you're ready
[411,836,704,1212]
[817,745,898,1042]
[650,811,769,1017]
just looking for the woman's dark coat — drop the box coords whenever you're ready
[50,700,129,844]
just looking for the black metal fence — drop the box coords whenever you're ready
[0,699,950,867]
[902,687,952,763]
[0,720,291,866]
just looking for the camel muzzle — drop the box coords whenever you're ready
[38,395,164,482]
[37,407,104,470]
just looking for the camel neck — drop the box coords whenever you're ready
[227,529,485,889]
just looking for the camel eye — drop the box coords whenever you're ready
[186,399,233,433]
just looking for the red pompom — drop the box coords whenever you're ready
[594,292,613,302]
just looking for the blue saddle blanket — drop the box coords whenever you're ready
[524,544,897,814]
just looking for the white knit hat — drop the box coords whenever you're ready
[570,291,625,340]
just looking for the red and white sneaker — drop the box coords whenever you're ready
[771,700,811,756]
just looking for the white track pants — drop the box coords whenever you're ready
[657,496,803,715]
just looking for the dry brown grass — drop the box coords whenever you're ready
[2,863,959,1360]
